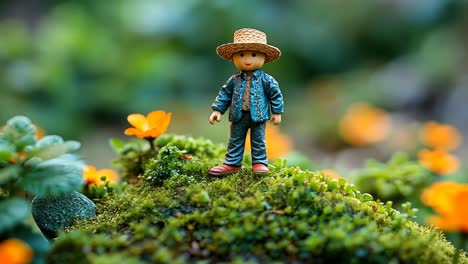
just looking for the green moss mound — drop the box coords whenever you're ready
[49,135,467,264]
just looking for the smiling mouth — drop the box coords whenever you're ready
[245,63,252,66]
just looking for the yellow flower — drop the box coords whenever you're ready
[124,110,172,139]
[83,165,119,186]
[420,121,461,151]
[418,149,460,175]
[421,181,468,232]
[0,238,34,264]
[338,103,391,146]
[245,123,293,160]
[321,169,342,180]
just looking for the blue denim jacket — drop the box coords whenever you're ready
[212,69,284,123]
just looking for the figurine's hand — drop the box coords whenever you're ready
[271,114,282,125]
[209,111,222,125]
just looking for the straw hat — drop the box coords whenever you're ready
[216,28,281,63]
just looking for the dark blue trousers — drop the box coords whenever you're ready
[224,111,267,166]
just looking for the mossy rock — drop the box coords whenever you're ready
[49,135,467,264]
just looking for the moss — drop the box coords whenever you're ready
[51,135,467,264]
[47,231,92,264]
[352,152,431,205]
[154,134,225,159]
[110,134,225,183]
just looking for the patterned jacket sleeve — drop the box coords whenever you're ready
[211,75,235,114]
[267,75,284,114]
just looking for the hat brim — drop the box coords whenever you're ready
[216,43,281,63]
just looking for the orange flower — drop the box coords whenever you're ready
[321,169,342,180]
[420,121,461,151]
[338,103,391,146]
[421,181,468,232]
[83,165,119,186]
[0,238,34,264]
[124,110,171,139]
[418,149,460,175]
[245,123,293,160]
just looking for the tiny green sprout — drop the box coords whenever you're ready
[360,193,374,202]
[327,180,339,191]
[192,190,211,205]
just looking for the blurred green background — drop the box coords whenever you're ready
[1,0,467,168]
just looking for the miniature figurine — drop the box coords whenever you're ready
[208,28,284,176]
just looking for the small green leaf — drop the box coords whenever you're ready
[65,140,81,151]
[109,138,125,152]
[23,157,42,167]
[20,155,84,197]
[389,152,409,165]
[192,190,211,204]
[386,201,393,211]
[327,180,339,191]
[35,135,64,147]
[0,198,30,233]
[2,116,36,151]
[0,165,21,185]
[360,193,373,203]
[0,137,16,161]
[338,178,347,186]
[128,138,151,152]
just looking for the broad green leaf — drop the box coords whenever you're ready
[0,198,30,233]
[2,116,36,151]
[128,138,151,152]
[24,135,64,156]
[0,165,21,185]
[109,138,125,152]
[35,135,64,147]
[25,135,80,160]
[0,137,16,161]
[23,157,42,167]
[9,224,51,258]
[19,155,84,197]
[65,141,80,151]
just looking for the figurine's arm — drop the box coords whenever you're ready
[267,76,284,125]
[210,76,235,124]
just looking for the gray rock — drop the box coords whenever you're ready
[32,191,96,239]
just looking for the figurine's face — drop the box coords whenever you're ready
[232,50,265,71]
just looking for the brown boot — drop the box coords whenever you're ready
[208,164,241,176]
[252,163,269,174]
